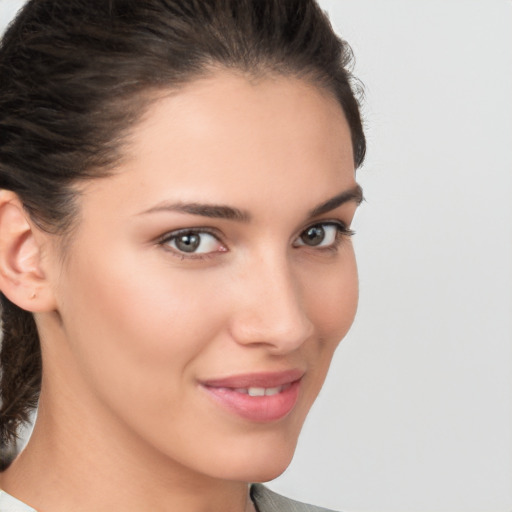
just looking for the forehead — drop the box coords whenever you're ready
[82,71,355,218]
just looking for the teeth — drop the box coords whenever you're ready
[230,383,293,396]
[248,387,266,397]
[239,386,284,396]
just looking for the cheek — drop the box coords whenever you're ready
[303,248,359,344]
[57,249,227,398]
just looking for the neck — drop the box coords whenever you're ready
[0,388,253,512]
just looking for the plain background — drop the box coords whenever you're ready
[1,1,511,511]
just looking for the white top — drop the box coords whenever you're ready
[0,491,36,512]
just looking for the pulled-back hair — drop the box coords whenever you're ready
[0,0,366,466]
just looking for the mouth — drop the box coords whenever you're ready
[200,369,304,423]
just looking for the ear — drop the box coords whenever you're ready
[0,190,57,313]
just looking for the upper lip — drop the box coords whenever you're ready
[201,369,305,389]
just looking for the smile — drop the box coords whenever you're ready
[201,370,303,422]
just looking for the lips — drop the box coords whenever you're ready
[201,369,304,422]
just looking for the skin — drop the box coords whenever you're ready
[0,71,361,512]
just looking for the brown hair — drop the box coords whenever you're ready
[0,0,366,467]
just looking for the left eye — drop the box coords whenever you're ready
[163,230,223,254]
[294,223,343,248]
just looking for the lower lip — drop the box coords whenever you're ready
[202,380,301,422]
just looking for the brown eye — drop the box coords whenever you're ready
[301,225,326,246]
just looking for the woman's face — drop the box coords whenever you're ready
[40,71,361,483]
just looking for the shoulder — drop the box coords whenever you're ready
[250,484,340,512]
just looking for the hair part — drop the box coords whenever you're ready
[0,0,366,465]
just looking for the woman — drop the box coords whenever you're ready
[0,1,365,511]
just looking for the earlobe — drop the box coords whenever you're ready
[0,190,56,312]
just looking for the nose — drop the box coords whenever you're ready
[228,252,314,354]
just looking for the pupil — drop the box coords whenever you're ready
[302,226,325,246]
[176,233,200,252]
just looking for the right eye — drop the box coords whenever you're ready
[160,229,226,258]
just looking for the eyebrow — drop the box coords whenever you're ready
[308,184,364,217]
[139,184,363,222]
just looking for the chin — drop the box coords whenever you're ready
[248,462,293,484]
[215,436,299,484]
[209,406,310,483]
[225,457,294,484]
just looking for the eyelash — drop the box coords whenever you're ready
[157,221,354,261]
